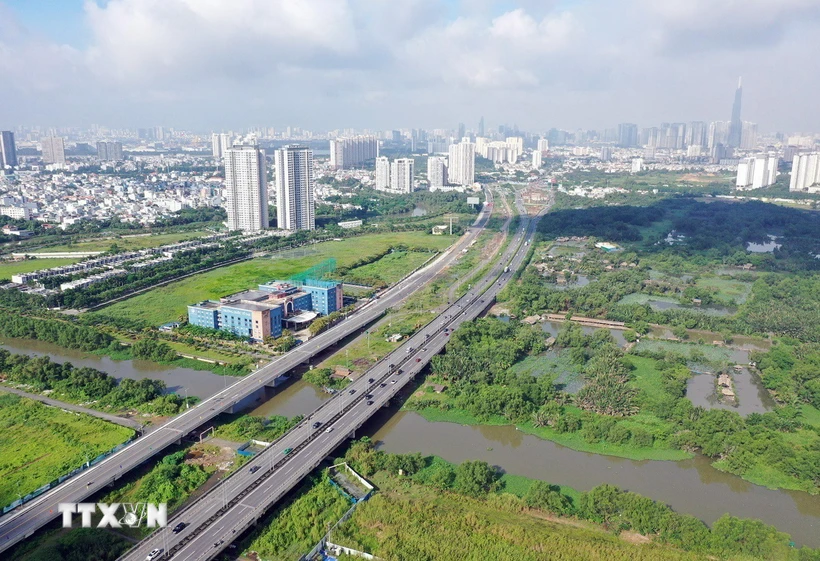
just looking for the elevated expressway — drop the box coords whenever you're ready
[0,193,496,555]
[122,193,545,561]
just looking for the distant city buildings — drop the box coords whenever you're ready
[478,116,485,138]
[275,145,315,231]
[329,135,379,169]
[224,136,269,232]
[537,138,550,153]
[631,158,644,174]
[599,146,612,162]
[211,133,233,159]
[374,156,414,193]
[736,153,778,190]
[0,131,16,167]
[532,150,543,169]
[96,141,123,162]
[790,153,820,193]
[728,77,743,148]
[41,136,66,165]
[617,123,638,147]
[448,139,475,186]
[428,156,448,189]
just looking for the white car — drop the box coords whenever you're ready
[325,427,334,433]
[146,548,163,561]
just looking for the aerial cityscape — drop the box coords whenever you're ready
[1,1,819,561]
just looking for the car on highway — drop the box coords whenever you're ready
[146,548,163,560]
[368,378,374,383]
[397,369,404,375]
[325,427,334,433]
[416,357,421,362]
[380,383,386,387]
[349,389,356,395]
[249,465,261,474]
[367,400,374,406]
[284,448,293,455]
[312,421,322,429]
[391,379,397,384]
[172,522,186,534]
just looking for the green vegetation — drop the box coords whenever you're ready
[123,450,209,510]
[6,528,131,561]
[31,230,209,254]
[0,315,114,351]
[0,349,193,415]
[0,394,134,506]
[335,441,818,561]
[214,414,302,442]
[0,258,81,280]
[244,476,351,560]
[91,232,454,326]
[337,249,434,287]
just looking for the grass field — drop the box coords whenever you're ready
[0,394,134,507]
[90,232,456,326]
[634,339,737,363]
[617,293,681,306]
[340,250,434,285]
[695,276,753,305]
[0,258,81,279]
[32,230,210,254]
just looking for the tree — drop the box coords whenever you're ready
[524,481,573,515]
[454,460,497,497]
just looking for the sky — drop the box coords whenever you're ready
[2,0,820,133]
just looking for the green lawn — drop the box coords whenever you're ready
[0,394,134,507]
[340,250,435,285]
[89,233,456,326]
[695,276,753,305]
[627,355,668,404]
[0,258,81,279]
[32,230,210,254]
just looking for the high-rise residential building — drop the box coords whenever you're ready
[224,137,269,232]
[600,146,612,162]
[96,141,123,162]
[631,158,644,174]
[275,145,315,231]
[428,156,448,189]
[727,77,743,148]
[736,153,778,190]
[740,122,758,150]
[532,150,543,169]
[211,133,233,159]
[617,123,638,147]
[375,156,390,190]
[790,153,820,193]
[391,158,415,193]
[708,121,729,149]
[448,139,475,186]
[329,136,379,169]
[505,137,523,163]
[686,121,707,148]
[478,117,485,138]
[41,136,66,165]
[537,138,549,152]
[0,131,17,167]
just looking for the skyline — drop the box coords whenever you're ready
[2,1,820,132]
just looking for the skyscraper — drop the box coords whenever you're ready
[375,156,390,190]
[537,138,549,152]
[478,117,485,138]
[275,145,315,231]
[790,153,820,193]
[728,77,743,148]
[736,153,778,190]
[391,158,415,193]
[41,137,66,165]
[329,136,379,169]
[448,139,475,186]
[457,123,466,141]
[532,150,543,169]
[617,123,638,147]
[428,156,448,189]
[224,137,269,232]
[97,141,123,162]
[0,131,17,167]
[211,133,233,159]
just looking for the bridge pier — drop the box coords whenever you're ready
[228,387,268,414]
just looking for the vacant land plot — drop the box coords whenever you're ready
[340,250,434,286]
[92,232,455,326]
[32,230,210,254]
[0,258,81,279]
[0,394,133,507]
[695,276,753,305]
[634,339,737,363]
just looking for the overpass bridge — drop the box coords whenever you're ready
[120,194,545,561]
[0,192,495,555]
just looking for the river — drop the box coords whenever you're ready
[0,337,239,399]
[4,337,819,546]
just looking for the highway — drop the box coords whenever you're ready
[0,191,495,555]
[120,191,546,561]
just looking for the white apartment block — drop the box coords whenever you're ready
[329,136,379,169]
[0,206,30,220]
[532,150,542,169]
[375,156,390,190]
[391,158,415,193]
[736,153,778,190]
[631,158,644,174]
[448,139,475,186]
[212,133,233,159]
[42,136,66,165]
[505,137,523,163]
[537,138,549,152]
[275,145,315,231]
[224,137,269,232]
[790,153,820,193]
[428,156,448,189]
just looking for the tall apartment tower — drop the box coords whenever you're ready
[448,139,475,186]
[428,156,448,189]
[211,133,233,159]
[41,137,66,165]
[537,138,549,152]
[329,136,379,169]
[478,117,485,138]
[617,123,638,147]
[375,156,390,190]
[97,141,123,162]
[790,153,820,193]
[391,158,415,193]
[0,131,17,167]
[727,77,743,148]
[736,153,778,190]
[224,137,269,232]
[275,145,315,231]
[532,150,543,169]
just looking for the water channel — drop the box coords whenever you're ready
[3,336,819,546]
